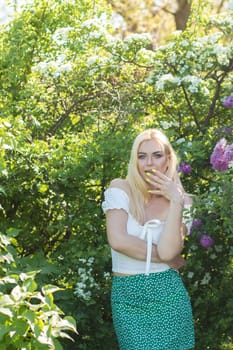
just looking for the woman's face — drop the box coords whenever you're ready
[137,139,169,182]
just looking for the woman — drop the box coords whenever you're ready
[102,129,195,350]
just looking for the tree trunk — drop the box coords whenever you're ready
[174,0,192,30]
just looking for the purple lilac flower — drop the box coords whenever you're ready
[190,219,203,234]
[214,127,232,135]
[223,94,233,108]
[224,144,233,162]
[200,234,214,249]
[224,127,232,135]
[178,162,192,175]
[210,138,229,171]
[192,219,203,227]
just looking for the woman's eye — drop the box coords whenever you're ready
[153,153,162,158]
[138,154,146,159]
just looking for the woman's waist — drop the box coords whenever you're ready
[111,248,170,275]
[112,259,170,275]
[112,265,170,275]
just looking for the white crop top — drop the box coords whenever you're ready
[102,187,192,275]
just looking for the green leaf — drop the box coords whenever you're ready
[6,227,21,238]
[0,186,6,196]
[22,278,37,293]
[42,285,61,295]
[63,315,77,332]
[11,285,23,302]
[12,318,29,336]
[0,295,15,307]
[53,338,63,350]
[23,309,35,327]
[0,325,10,341]
[0,307,13,318]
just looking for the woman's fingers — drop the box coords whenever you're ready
[147,171,166,184]
[169,255,186,270]
[153,169,170,180]
[147,170,184,202]
[147,172,171,189]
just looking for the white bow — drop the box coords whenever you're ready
[139,220,162,275]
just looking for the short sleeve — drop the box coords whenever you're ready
[182,204,193,236]
[102,187,129,214]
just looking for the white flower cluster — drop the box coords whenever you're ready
[110,13,127,31]
[158,42,175,53]
[87,55,100,66]
[192,32,233,69]
[181,75,204,93]
[187,271,194,279]
[196,32,223,47]
[160,120,179,129]
[107,33,152,63]
[136,48,156,65]
[200,272,211,285]
[52,27,73,45]
[89,31,103,39]
[180,39,190,48]
[154,72,210,95]
[124,32,152,44]
[81,13,109,30]
[176,138,186,145]
[155,73,180,90]
[32,55,73,78]
[86,55,111,76]
[213,44,232,66]
[74,257,99,301]
[211,14,233,29]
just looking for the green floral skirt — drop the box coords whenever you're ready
[111,269,195,350]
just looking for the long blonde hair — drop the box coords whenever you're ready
[127,129,178,223]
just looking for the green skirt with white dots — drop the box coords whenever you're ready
[111,269,195,350]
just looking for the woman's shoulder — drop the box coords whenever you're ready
[109,178,131,196]
[102,179,130,213]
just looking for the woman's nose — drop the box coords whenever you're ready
[146,156,153,165]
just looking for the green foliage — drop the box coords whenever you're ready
[0,233,77,350]
[183,169,233,348]
[0,0,233,348]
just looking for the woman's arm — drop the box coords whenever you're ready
[106,208,162,263]
[158,199,184,261]
[106,208,185,268]
[147,170,185,261]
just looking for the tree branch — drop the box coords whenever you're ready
[180,84,203,132]
[48,92,104,137]
[205,61,233,126]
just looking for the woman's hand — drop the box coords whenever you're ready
[168,255,186,270]
[147,170,184,205]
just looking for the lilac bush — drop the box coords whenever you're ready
[224,143,233,163]
[178,161,192,175]
[190,219,203,235]
[223,93,233,108]
[199,234,214,249]
[191,219,203,227]
[210,138,233,171]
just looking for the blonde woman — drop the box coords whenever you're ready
[102,129,195,350]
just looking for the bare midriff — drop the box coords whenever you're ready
[113,272,135,276]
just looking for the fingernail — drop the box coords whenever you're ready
[148,190,152,193]
[152,169,156,173]
[146,178,150,183]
